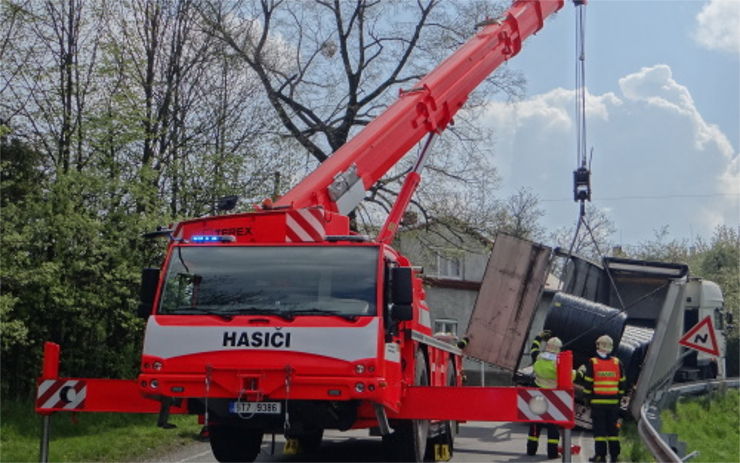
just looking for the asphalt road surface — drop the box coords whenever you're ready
[143,422,593,463]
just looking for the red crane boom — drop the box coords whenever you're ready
[275,0,565,217]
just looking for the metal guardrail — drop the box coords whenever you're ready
[638,378,740,462]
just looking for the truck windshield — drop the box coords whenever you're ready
[158,245,378,318]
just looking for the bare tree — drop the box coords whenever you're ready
[196,0,527,227]
[494,187,545,239]
[105,0,206,211]
[550,205,616,259]
[0,0,32,100]
[102,0,285,216]
[3,0,106,173]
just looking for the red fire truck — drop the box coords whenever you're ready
[36,1,575,462]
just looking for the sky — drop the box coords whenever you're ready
[482,0,739,246]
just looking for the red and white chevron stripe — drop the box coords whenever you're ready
[517,388,573,423]
[37,379,87,411]
[286,208,325,242]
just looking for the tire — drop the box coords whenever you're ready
[385,349,430,462]
[209,425,263,462]
[293,428,324,452]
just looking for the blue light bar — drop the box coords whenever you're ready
[190,235,236,243]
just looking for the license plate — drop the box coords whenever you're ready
[228,401,281,414]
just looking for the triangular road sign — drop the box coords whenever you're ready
[679,315,720,356]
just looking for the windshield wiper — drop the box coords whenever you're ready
[289,308,359,321]
[169,307,236,321]
[233,308,295,321]
[168,306,297,321]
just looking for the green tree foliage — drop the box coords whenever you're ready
[0,0,293,398]
[0,139,163,397]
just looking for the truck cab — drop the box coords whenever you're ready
[675,278,726,380]
[136,208,453,461]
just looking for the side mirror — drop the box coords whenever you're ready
[137,268,160,319]
[391,267,413,305]
[391,304,413,322]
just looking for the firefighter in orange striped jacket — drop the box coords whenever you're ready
[582,335,626,463]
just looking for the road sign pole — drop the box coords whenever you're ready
[40,414,51,463]
[562,427,572,462]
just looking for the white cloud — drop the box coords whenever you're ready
[619,64,695,111]
[619,65,735,157]
[482,65,739,244]
[693,0,740,55]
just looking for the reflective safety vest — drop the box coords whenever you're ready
[533,354,557,389]
[582,356,625,406]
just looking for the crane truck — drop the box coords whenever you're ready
[35,1,578,461]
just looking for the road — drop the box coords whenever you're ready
[144,422,592,462]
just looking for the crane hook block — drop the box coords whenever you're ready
[573,166,591,202]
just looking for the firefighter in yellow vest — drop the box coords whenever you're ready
[530,329,552,362]
[583,335,626,463]
[526,336,562,459]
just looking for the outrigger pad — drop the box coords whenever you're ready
[283,438,301,455]
[434,443,452,462]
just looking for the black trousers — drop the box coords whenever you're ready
[527,422,560,458]
[591,405,620,460]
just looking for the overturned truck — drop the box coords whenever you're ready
[435,234,728,430]
[520,250,729,427]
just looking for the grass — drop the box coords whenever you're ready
[661,389,740,463]
[591,390,740,463]
[620,419,653,462]
[0,399,202,462]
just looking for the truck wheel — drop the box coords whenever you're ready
[209,425,263,462]
[701,362,718,379]
[385,349,430,462]
[291,428,324,452]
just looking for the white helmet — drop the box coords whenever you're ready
[545,337,562,353]
[596,335,614,353]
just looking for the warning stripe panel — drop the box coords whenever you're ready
[286,208,325,242]
[37,379,64,406]
[519,389,567,421]
[36,379,87,411]
[35,378,182,414]
[393,386,574,426]
[517,388,574,422]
